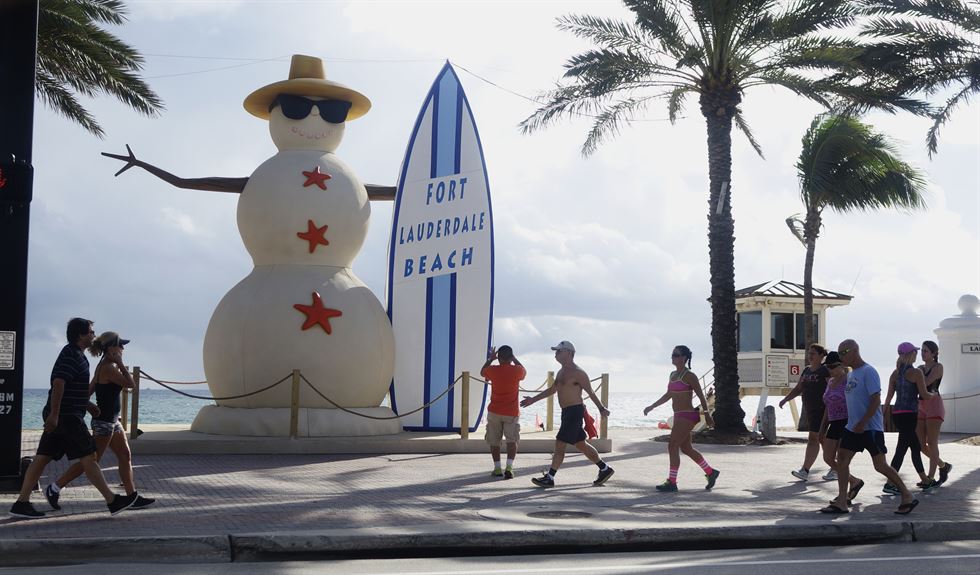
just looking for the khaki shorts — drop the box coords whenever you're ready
[485,412,520,446]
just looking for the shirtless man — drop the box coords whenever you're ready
[520,341,613,487]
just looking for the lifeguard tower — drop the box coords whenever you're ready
[734,280,852,428]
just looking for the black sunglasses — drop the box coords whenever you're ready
[270,94,352,123]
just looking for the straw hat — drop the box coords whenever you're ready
[243,54,371,121]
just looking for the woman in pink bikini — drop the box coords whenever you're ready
[643,345,719,492]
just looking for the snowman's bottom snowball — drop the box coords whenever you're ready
[190,405,401,436]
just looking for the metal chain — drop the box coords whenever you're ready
[140,370,291,401]
[300,374,463,420]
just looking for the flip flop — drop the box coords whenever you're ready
[894,499,920,515]
[820,504,849,514]
[847,480,865,502]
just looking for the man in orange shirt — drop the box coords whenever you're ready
[481,345,526,479]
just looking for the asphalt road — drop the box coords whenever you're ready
[4,542,978,575]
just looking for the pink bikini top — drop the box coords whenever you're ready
[667,371,693,392]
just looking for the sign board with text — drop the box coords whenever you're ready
[765,355,790,388]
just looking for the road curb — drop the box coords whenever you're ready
[3,520,979,565]
[0,535,231,566]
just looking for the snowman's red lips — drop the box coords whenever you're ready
[291,126,329,140]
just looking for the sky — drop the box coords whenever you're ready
[21,1,980,405]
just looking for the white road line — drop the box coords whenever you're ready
[353,553,980,575]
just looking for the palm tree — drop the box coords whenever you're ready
[787,114,927,347]
[37,0,163,138]
[520,0,927,433]
[858,0,980,156]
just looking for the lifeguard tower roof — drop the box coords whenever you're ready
[735,280,852,302]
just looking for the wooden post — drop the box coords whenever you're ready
[788,396,800,429]
[600,373,609,440]
[289,369,300,439]
[545,371,555,431]
[460,371,470,440]
[121,388,129,431]
[129,367,140,441]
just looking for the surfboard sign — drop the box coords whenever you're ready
[387,62,494,432]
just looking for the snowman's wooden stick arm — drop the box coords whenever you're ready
[365,184,395,201]
[102,145,247,193]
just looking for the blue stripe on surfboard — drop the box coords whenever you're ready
[425,274,454,428]
[434,71,460,178]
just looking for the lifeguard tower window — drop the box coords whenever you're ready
[738,311,762,352]
[772,312,794,349]
[795,314,818,349]
[769,312,819,350]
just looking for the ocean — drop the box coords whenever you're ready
[20,388,797,430]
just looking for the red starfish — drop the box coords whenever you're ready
[302,166,332,190]
[293,292,343,334]
[296,219,329,253]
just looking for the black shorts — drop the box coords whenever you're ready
[840,429,887,456]
[798,406,826,433]
[36,416,97,461]
[556,404,587,445]
[825,419,846,441]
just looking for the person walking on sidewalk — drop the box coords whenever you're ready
[822,339,918,515]
[642,345,720,492]
[521,341,613,488]
[819,352,863,496]
[481,345,526,479]
[883,342,935,494]
[779,344,830,481]
[44,332,155,510]
[917,340,952,486]
[9,318,138,519]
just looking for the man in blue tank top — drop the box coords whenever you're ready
[821,339,918,515]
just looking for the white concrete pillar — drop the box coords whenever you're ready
[934,294,980,433]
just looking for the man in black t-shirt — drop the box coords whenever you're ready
[8,318,138,519]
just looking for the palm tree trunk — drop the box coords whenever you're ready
[803,210,820,348]
[701,92,746,434]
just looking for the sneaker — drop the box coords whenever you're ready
[655,480,678,492]
[919,478,940,492]
[44,484,61,511]
[705,468,721,490]
[9,501,44,519]
[491,468,504,478]
[822,470,838,481]
[503,469,514,480]
[938,462,953,485]
[882,483,901,496]
[593,466,615,486]
[915,478,933,489]
[791,468,809,481]
[531,474,555,488]
[107,493,138,516]
[132,495,156,509]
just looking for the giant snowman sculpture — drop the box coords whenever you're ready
[105,55,398,436]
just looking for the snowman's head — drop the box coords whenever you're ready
[268,94,349,152]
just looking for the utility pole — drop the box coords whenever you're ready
[0,0,38,491]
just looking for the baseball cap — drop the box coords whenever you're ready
[551,340,575,353]
[823,351,841,366]
[897,342,919,354]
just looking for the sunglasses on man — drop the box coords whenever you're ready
[269,94,352,123]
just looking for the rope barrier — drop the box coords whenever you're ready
[140,370,291,401]
[300,374,464,420]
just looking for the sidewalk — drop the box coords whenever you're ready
[1,428,978,565]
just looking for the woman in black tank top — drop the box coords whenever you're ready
[917,340,953,486]
[48,332,155,508]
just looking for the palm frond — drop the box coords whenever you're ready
[733,109,764,158]
[927,81,975,156]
